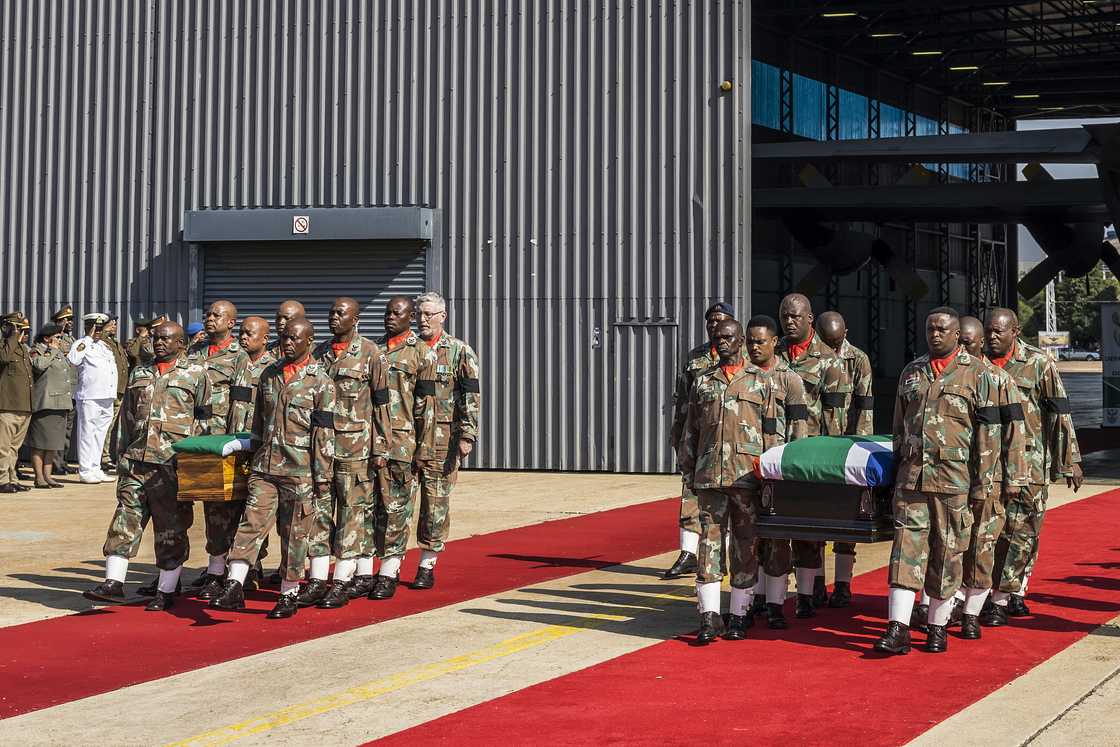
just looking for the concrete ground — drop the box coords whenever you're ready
[1,470,1118,744]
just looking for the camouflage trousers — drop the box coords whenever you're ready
[228,473,331,583]
[416,454,460,553]
[696,487,759,588]
[203,499,245,557]
[994,483,1047,594]
[679,478,701,534]
[758,539,817,576]
[888,489,972,599]
[375,459,417,560]
[102,461,194,570]
[963,484,1008,590]
[330,459,375,559]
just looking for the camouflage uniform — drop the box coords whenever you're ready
[228,349,277,562]
[992,340,1080,594]
[679,356,808,589]
[187,339,250,557]
[376,332,436,562]
[312,335,391,560]
[101,356,212,569]
[890,350,1026,599]
[228,360,336,582]
[670,342,719,537]
[833,339,875,558]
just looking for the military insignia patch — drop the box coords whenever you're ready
[437,364,450,375]
[76,342,86,352]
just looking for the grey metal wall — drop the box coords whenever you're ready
[0,1,751,472]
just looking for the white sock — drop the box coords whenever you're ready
[379,555,402,578]
[333,558,357,582]
[105,555,129,583]
[696,581,721,614]
[1016,576,1030,596]
[835,554,855,584]
[730,586,753,616]
[794,567,817,595]
[207,554,227,576]
[920,590,931,606]
[356,556,374,576]
[228,560,250,585]
[158,566,182,593]
[927,595,955,626]
[992,590,1010,606]
[280,580,300,596]
[765,573,788,604]
[419,550,439,569]
[753,573,767,599]
[954,588,966,602]
[963,587,990,616]
[680,529,699,555]
[888,587,916,625]
[309,555,330,581]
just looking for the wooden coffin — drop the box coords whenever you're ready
[756,479,894,544]
[176,452,250,502]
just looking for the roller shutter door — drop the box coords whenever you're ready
[202,240,428,341]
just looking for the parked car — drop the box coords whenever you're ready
[1058,349,1101,361]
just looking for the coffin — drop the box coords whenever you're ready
[176,452,251,502]
[756,479,894,544]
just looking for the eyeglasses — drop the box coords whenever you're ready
[418,311,445,319]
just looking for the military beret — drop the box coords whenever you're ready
[52,304,74,321]
[705,302,735,320]
[186,322,204,336]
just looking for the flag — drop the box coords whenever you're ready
[171,433,253,457]
[756,435,895,487]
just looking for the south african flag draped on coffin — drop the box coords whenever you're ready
[756,435,896,487]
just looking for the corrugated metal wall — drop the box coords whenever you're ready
[0,1,750,472]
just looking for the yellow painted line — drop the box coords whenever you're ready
[169,585,693,747]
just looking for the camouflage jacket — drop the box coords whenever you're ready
[250,359,337,483]
[679,355,809,490]
[126,335,154,369]
[839,340,875,436]
[187,338,249,434]
[892,349,1027,495]
[415,333,481,460]
[778,332,850,436]
[312,335,392,462]
[117,356,212,466]
[228,350,277,434]
[999,340,1082,484]
[669,341,718,451]
[381,332,437,464]
[972,356,1029,492]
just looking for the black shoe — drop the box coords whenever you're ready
[210,579,246,610]
[296,578,330,607]
[960,613,982,640]
[874,621,912,655]
[83,580,126,603]
[948,598,963,628]
[144,591,175,611]
[812,576,829,608]
[662,551,698,580]
[911,603,930,633]
[138,578,181,597]
[17,471,33,481]
[348,574,375,599]
[828,581,852,608]
[413,567,435,590]
[196,576,224,601]
[243,563,263,593]
[750,594,768,616]
[317,580,351,609]
[1008,595,1031,617]
[980,602,1008,627]
[925,623,948,653]
[766,603,788,630]
[190,571,223,589]
[54,464,71,475]
[10,482,30,492]
[795,594,816,619]
[101,463,117,475]
[0,483,17,494]
[723,613,752,640]
[267,593,299,619]
[696,611,725,644]
[368,574,398,600]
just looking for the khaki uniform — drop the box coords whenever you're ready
[126,335,155,369]
[101,335,129,463]
[889,350,1025,599]
[312,335,391,560]
[376,333,436,561]
[414,333,481,555]
[0,333,34,483]
[670,342,718,537]
[993,341,1081,594]
[228,360,337,582]
[55,331,77,466]
[102,357,211,569]
[679,356,808,589]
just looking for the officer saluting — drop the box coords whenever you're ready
[0,312,34,493]
[67,313,119,483]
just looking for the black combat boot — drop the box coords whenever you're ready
[980,601,1008,627]
[83,580,126,603]
[209,579,246,610]
[696,611,725,644]
[196,575,225,601]
[750,594,768,616]
[348,575,375,599]
[795,594,816,619]
[873,621,911,655]
[413,567,436,590]
[316,580,351,609]
[723,614,751,640]
[368,574,398,600]
[1007,595,1031,617]
[812,576,829,608]
[910,603,930,633]
[144,591,176,612]
[766,603,788,630]
[267,593,299,619]
[137,578,181,597]
[828,581,852,608]
[662,551,698,580]
[925,623,949,653]
[190,570,222,589]
[296,578,330,607]
[960,614,982,640]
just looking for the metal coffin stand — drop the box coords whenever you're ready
[756,480,894,544]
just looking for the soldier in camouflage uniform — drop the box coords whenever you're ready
[815,311,875,608]
[370,295,437,601]
[266,299,305,357]
[679,316,808,644]
[411,291,482,590]
[186,300,251,599]
[211,318,337,620]
[664,301,733,580]
[312,297,392,609]
[874,307,1026,655]
[82,322,212,611]
[982,308,1082,626]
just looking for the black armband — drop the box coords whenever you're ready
[311,410,335,428]
[372,387,390,405]
[193,405,213,420]
[415,380,436,397]
[229,385,252,402]
[461,377,481,393]
[821,392,847,409]
[762,417,778,435]
[1000,403,1025,423]
[787,404,809,421]
[1042,396,1071,414]
[852,395,874,411]
[975,406,1000,425]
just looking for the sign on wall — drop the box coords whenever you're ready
[1038,330,1070,348]
[1102,304,1120,428]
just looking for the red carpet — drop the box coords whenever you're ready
[375,489,1120,746]
[0,497,678,719]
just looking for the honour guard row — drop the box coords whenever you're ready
[669,295,1080,649]
[65,293,480,619]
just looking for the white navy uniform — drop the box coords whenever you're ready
[67,334,118,481]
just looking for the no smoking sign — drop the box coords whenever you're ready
[292,215,310,235]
